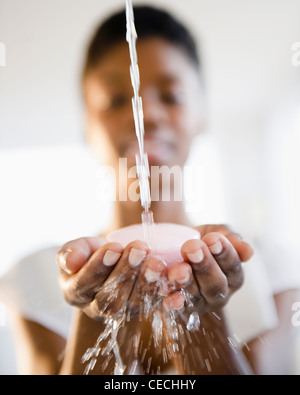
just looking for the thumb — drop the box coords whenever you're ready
[57,237,106,274]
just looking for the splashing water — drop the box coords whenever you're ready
[82,315,126,375]
[80,265,209,375]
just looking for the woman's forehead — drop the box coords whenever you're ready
[88,37,198,86]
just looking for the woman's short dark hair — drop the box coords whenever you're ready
[83,5,201,79]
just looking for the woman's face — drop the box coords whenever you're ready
[84,37,205,169]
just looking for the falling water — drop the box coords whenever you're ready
[126,0,154,245]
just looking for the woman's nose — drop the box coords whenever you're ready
[142,90,168,130]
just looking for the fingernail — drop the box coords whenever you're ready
[164,297,185,311]
[145,268,161,283]
[58,250,73,275]
[187,249,204,264]
[173,301,185,311]
[209,241,223,255]
[103,250,122,267]
[177,273,191,285]
[129,248,147,267]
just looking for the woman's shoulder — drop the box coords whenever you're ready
[0,246,73,339]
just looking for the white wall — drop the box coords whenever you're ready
[0,0,300,374]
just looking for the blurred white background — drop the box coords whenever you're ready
[0,0,300,374]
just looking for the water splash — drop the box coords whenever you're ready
[80,285,247,375]
[82,311,127,375]
[80,272,208,375]
[186,312,201,331]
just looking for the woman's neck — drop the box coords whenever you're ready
[107,200,191,234]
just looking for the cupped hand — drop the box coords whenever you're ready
[57,224,254,321]
[163,224,254,314]
[57,237,180,320]
[58,237,151,320]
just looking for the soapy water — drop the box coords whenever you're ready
[81,1,243,375]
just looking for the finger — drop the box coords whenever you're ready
[167,262,206,310]
[163,291,186,311]
[226,234,254,263]
[57,237,107,274]
[106,240,150,281]
[201,232,244,291]
[167,262,192,289]
[127,256,167,317]
[90,240,150,317]
[60,242,124,306]
[181,239,228,307]
[196,224,254,263]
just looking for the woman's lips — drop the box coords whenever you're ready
[123,140,174,165]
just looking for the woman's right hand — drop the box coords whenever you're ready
[57,237,182,320]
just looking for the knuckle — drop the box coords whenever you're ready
[62,288,86,307]
[205,282,227,300]
[229,271,244,291]
[70,278,94,304]
[226,260,242,277]
[217,224,234,235]
[83,304,104,321]
[92,296,111,318]
[193,260,212,276]
[191,295,207,312]
[76,288,96,303]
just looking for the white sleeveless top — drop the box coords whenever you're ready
[0,245,279,343]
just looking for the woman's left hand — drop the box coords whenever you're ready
[163,224,254,314]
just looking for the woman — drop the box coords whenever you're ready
[2,6,257,375]
[55,6,254,375]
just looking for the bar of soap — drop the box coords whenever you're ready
[107,223,200,267]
